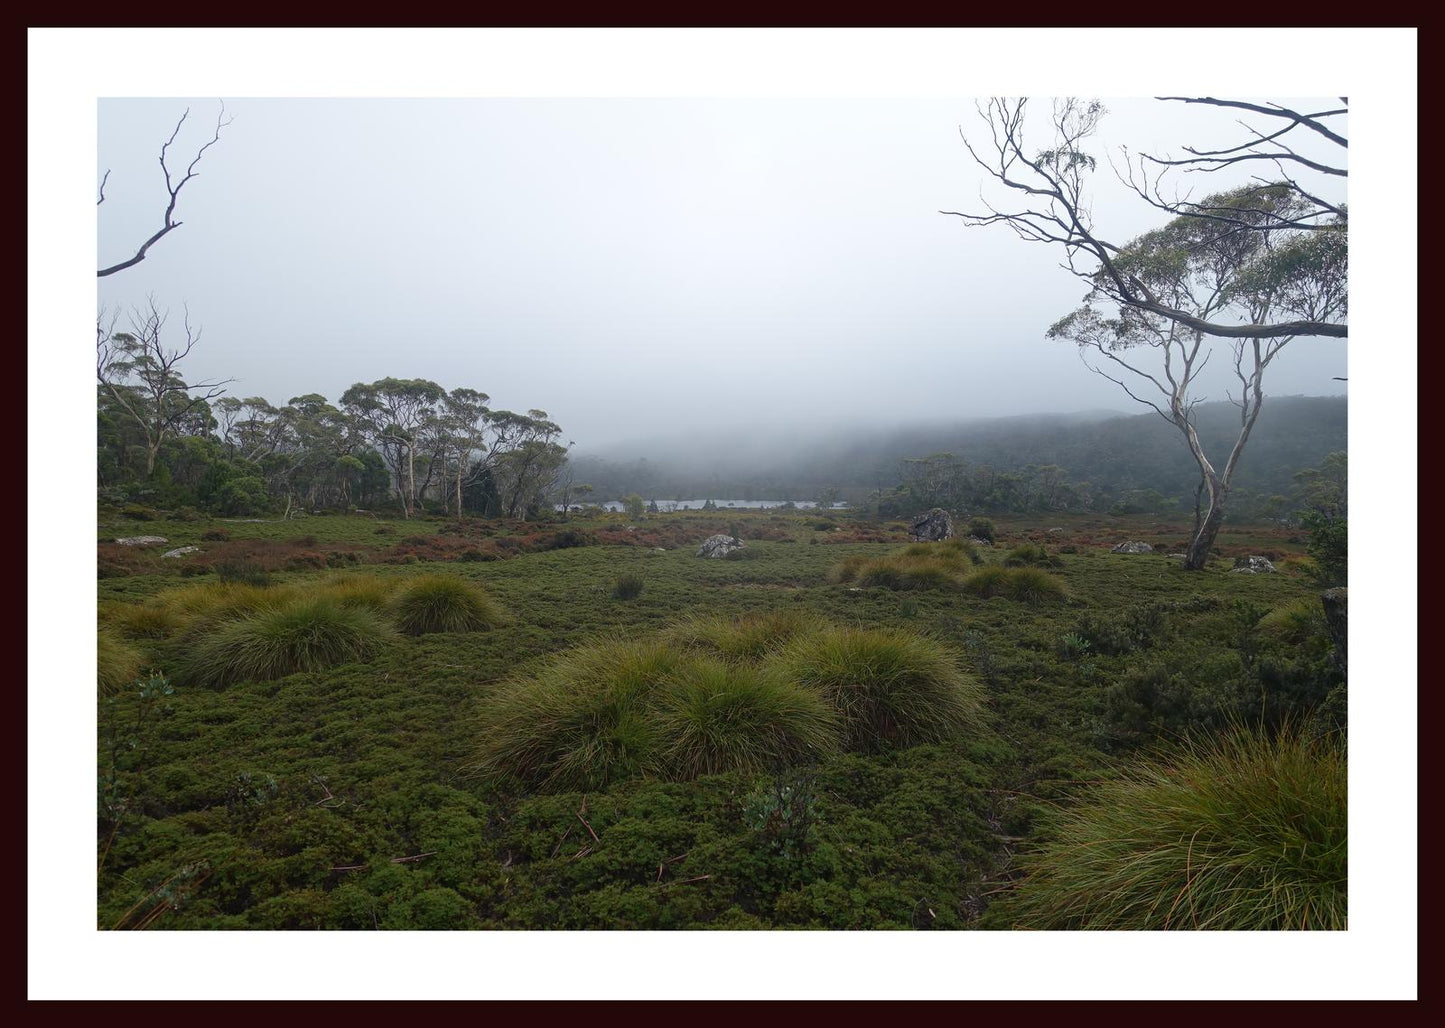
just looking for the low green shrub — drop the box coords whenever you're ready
[217,560,272,587]
[1004,543,1060,568]
[1004,727,1347,929]
[392,575,508,635]
[612,573,645,600]
[967,517,995,544]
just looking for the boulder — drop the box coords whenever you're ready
[162,546,201,559]
[113,536,168,547]
[1111,540,1153,554]
[909,508,955,542]
[697,534,745,558]
[1231,555,1277,574]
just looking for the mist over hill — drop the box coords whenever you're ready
[565,396,1346,515]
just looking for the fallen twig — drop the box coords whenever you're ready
[576,810,600,842]
[391,851,437,864]
[568,845,593,862]
[331,863,369,872]
[550,826,572,858]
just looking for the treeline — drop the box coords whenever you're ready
[98,350,572,519]
[571,397,1346,518]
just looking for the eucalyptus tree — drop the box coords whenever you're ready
[946,97,1347,568]
[96,298,232,477]
[1046,184,1347,568]
[341,378,446,517]
[490,410,568,520]
[944,97,1347,342]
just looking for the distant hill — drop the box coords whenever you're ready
[565,396,1346,514]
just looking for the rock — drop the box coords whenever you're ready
[697,534,745,558]
[1231,555,1277,574]
[651,547,667,554]
[113,536,168,547]
[161,546,200,559]
[908,508,955,542]
[1046,527,1065,535]
[968,536,993,547]
[1111,541,1153,554]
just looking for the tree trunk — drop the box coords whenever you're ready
[405,444,415,519]
[1183,474,1227,570]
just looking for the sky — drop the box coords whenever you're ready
[92,93,1349,454]
[32,28,1416,1001]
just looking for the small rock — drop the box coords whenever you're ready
[1112,541,1153,554]
[113,536,168,547]
[1231,555,1277,574]
[161,546,201,559]
[909,508,955,542]
[968,536,993,547]
[651,547,667,554]
[1046,527,1065,534]
[697,534,745,558]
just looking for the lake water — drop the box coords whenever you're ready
[557,499,849,513]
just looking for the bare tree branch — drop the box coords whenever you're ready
[98,102,232,278]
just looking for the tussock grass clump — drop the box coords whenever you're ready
[654,661,840,778]
[466,639,691,791]
[391,574,508,635]
[827,554,871,584]
[667,610,819,662]
[156,581,296,634]
[1004,542,1061,568]
[856,556,961,591]
[313,573,401,612]
[961,565,1066,603]
[1007,727,1347,930]
[103,600,183,640]
[835,540,978,591]
[177,599,394,688]
[98,629,144,697]
[781,627,985,752]
[1257,597,1329,647]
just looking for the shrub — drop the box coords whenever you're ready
[612,573,645,600]
[1074,601,1170,655]
[325,550,363,568]
[217,560,272,587]
[177,599,393,688]
[285,551,327,571]
[391,575,509,635]
[1004,727,1347,930]
[201,528,231,542]
[98,630,144,697]
[1301,512,1347,587]
[967,517,995,544]
[653,661,840,779]
[780,627,985,752]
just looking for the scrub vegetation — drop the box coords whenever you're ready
[95,506,1345,930]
